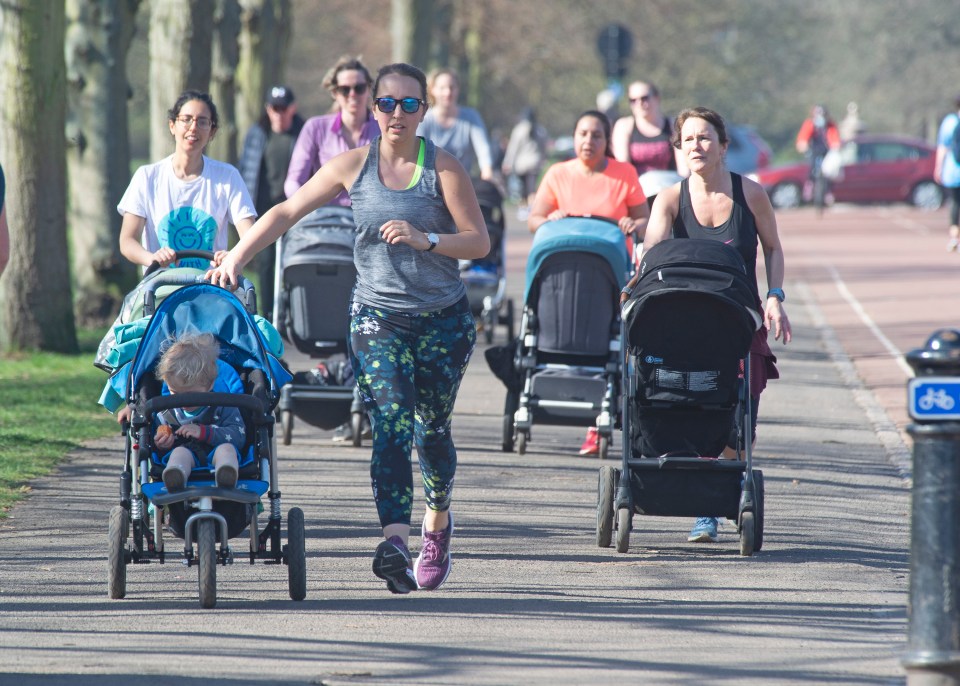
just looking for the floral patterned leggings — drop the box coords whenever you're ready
[348,297,476,528]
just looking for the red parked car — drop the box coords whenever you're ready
[749,134,944,210]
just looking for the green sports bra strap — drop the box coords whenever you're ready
[404,137,426,190]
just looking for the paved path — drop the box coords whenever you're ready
[1,201,950,685]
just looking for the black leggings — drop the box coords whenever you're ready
[947,186,960,226]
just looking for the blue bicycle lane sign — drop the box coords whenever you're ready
[908,377,960,421]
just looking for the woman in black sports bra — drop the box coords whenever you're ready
[623,106,791,545]
[612,82,682,175]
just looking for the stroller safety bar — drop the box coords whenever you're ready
[532,399,601,410]
[141,392,267,418]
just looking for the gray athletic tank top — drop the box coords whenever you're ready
[349,136,465,312]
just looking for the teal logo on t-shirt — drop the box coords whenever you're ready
[158,207,218,269]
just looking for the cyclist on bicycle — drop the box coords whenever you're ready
[796,105,841,208]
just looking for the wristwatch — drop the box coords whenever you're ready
[766,288,785,302]
[426,232,439,252]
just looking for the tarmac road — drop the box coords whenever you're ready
[1,199,950,685]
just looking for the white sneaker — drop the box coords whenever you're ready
[948,237,959,252]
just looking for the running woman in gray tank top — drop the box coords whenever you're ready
[207,63,490,594]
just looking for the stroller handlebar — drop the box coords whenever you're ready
[139,391,270,423]
[141,272,257,317]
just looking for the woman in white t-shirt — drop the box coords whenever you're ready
[118,90,257,271]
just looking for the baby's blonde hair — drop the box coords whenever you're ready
[155,333,219,390]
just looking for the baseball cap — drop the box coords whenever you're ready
[267,86,294,108]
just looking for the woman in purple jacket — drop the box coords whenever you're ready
[284,55,380,203]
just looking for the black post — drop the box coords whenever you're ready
[904,329,960,685]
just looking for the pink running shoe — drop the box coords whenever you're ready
[414,514,454,590]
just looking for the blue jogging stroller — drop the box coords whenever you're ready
[460,178,515,344]
[106,271,301,607]
[597,239,766,556]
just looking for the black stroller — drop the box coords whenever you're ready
[272,206,367,446]
[460,178,515,344]
[106,274,304,607]
[597,239,765,556]
[502,217,629,458]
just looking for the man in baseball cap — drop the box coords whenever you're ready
[266,85,295,109]
[238,84,304,318]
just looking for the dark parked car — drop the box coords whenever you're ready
[749,134,944,210]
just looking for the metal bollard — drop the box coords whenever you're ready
[904,329,960,685]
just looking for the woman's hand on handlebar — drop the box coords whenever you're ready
[618,216,643,235]
[151,247,178,269]
[547,209,569,222]
[206,252,243,289]
[212,250,230,267]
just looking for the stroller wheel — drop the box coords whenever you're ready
[107,505,129,599]
[281,410,293,446]
[516,431,528,456]
[598,435,609,460]
[197,519,217,609]
[350,412,364,448]
[615,507,631,553]
[754,470,765,551]
[285,507,307,601]
[596,466,615,547]
[739,512,756,557]
[502,392,519,452]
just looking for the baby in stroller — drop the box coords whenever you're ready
[153,332,245,492]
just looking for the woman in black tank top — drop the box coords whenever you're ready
[623,106,792,544]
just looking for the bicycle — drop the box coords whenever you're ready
[808,151,828,216]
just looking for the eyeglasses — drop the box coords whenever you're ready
[630,95,653,104]
[374,97,425,114]
[334,83,368,97]
[176,115,213,130]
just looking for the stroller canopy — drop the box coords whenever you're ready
[281,206,356,269]
[525,217,630,303]
[127,283,291,401]
[624,239,762,353]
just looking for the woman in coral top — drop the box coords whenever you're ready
[527,109,648,455]
[528,110,647,238]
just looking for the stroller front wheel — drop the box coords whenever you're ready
[285,507,307,601]
[739,511,756,557]
[615,507,631,553]
[197,519,217,608]
[107,505,129,599]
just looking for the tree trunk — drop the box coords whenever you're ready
[0,2,77,353]
[235,0,292,141]
[148,0,214,161]
[65,0,141,327]
[207,0,241,165]
[391,0,434,67]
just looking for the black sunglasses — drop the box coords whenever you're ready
[334,83,368,97]
[374,97,426,114]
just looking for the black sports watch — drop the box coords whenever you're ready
[766,288,785,302]
[426,232,439,251]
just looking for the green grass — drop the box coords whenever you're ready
[0,328,117,517]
